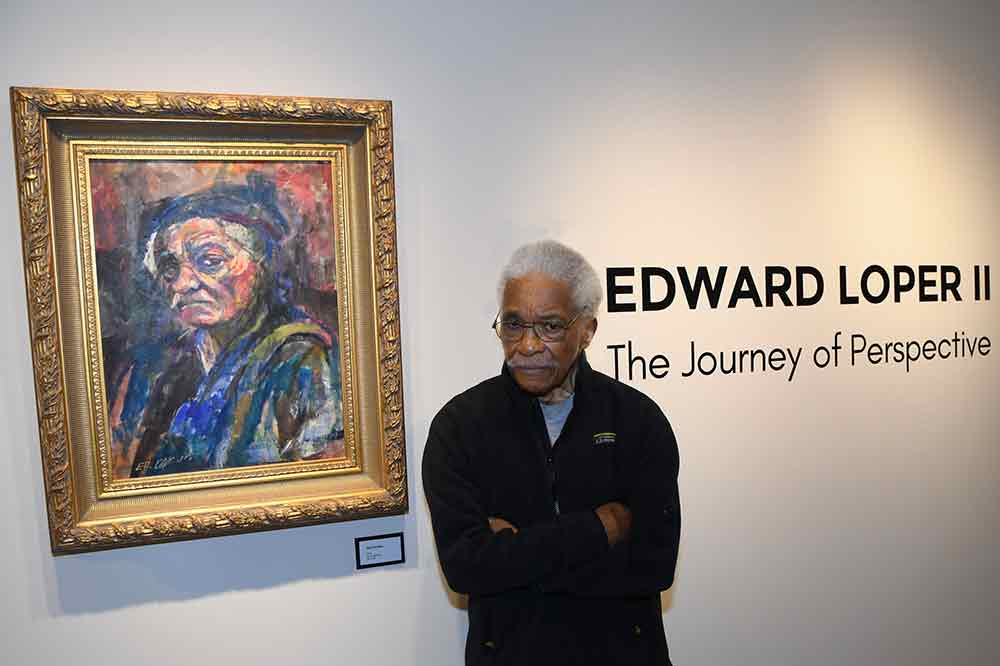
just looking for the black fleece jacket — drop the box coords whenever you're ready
[423,354,680,666]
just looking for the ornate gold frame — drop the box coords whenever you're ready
[10,87,407,554]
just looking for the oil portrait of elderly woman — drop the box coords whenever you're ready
[11,88,405,553]
[92,160,345,480]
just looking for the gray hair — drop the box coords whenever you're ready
[497,240,603,315]
[142,220,266,276]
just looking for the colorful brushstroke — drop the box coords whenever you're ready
[92,160,344,479]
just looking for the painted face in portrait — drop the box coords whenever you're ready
[500,271,597,397]
[152,217,263,329]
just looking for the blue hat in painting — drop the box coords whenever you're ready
[149,171,289,239]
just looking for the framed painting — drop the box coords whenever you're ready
[9,87,406,554]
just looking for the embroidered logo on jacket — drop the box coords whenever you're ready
[592,432,616,446]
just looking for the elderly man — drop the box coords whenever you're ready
[423,240,680,666]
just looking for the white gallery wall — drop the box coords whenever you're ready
[1,2,998,664]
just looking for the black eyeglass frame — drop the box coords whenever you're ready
[491,312,584,343]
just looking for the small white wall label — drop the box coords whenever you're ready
[355,532,405,569]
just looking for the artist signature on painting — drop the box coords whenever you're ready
[131,453,196,475]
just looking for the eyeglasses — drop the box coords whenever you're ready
[492,312,583,343]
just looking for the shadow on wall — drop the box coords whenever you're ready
[46,513,413,615]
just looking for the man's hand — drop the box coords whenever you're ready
[595,502,632,546]
[488,516,518,534]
